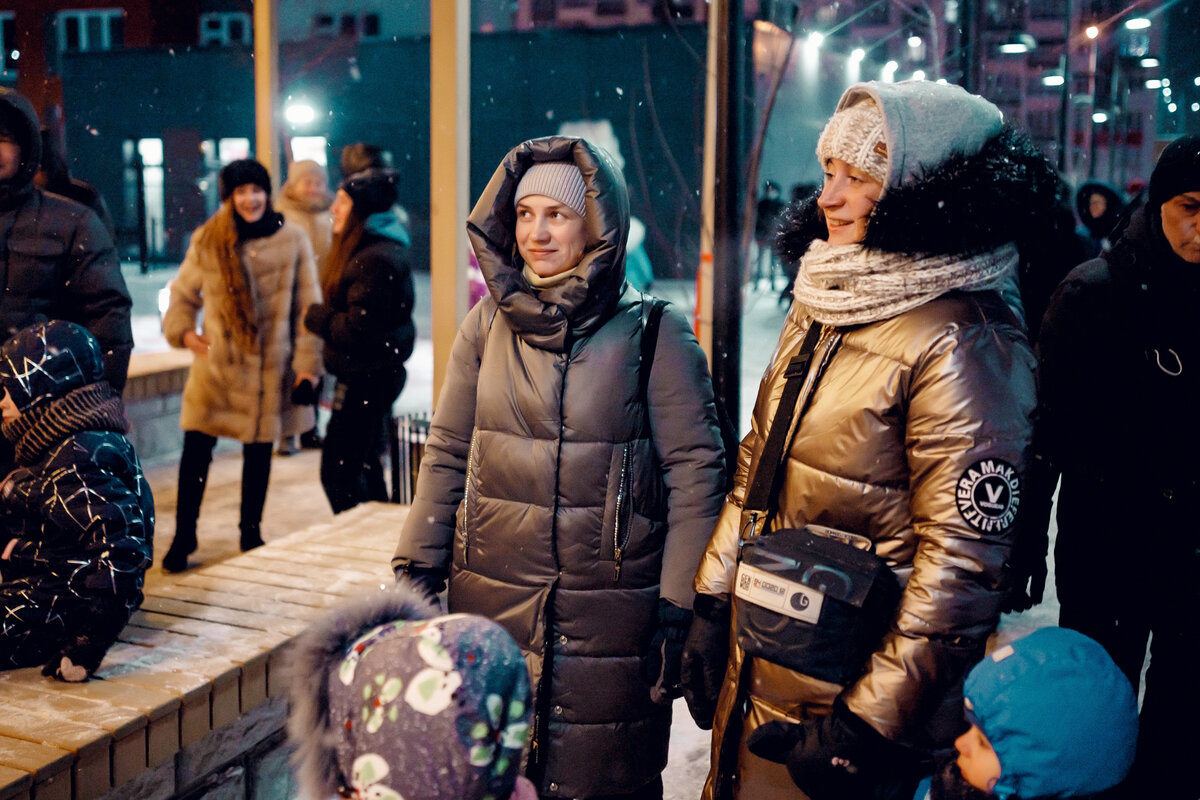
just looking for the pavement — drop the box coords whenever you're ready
[126,263,1058,800]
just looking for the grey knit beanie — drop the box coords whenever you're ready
[816,98,889,185]
[514,161,587,217]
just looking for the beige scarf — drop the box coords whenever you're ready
[792,239,1020,326]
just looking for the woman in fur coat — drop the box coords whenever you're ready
[681,81,1064,800]
[160,159,322,572]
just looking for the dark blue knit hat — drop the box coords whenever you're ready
[0,320,105,412]
[963,627,1138,799]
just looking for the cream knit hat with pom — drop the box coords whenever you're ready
[816,98,888,185]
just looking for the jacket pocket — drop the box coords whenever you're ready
[458,429,481,566]
[600,443,635,580]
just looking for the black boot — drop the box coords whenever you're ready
[162,528,197,573]
[239,523,265,552]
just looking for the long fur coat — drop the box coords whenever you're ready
[163,213,323,443]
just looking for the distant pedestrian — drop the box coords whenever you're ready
[36,127,117,240]
[160,158,322,572]
[753,180,785,287]
[921,628,1137,800]
[1016,135,1200,799]
[304,167,414,514]
[1073,180,1123,258]
[683,80,1058,800]
[276,159,335,454]
[0,321,153,681]
[393,136,727,798]
[287,584,536,800]
[0,88,132,480]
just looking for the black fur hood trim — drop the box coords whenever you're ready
[777,127,1068,264]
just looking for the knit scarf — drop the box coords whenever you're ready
[2,383,128,466]
[792,239,1020,326]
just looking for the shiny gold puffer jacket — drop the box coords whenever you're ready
[694,293,1036,798]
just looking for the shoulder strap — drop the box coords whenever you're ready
[638,295,668,402]
[741,321,826,528]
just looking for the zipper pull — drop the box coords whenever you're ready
[614,546,623,582]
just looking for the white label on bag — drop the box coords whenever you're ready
[735,563,824,624]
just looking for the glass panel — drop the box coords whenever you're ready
[137,137,163,166]
[218,138,251,164]
[291,136,328,166]
[63,16,80,51]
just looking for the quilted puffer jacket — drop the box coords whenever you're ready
[392,136,726,797]
[694,85,1052,798]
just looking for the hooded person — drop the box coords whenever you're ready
[0,320,154,681]
[391,136,727,798]
[926,627,1138,800]
[1020,135,1200,799]
[160,158,322,572]
[287,584,536,800]
[303,167,415,515]
[681,81,1058,800]
[0,88,131,412]
[1073,180,1124,258]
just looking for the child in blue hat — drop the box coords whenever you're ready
[924,627,1138,800]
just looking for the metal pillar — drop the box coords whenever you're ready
[708,0,745,429]
[253,0,281,187]
[429,0,470,407]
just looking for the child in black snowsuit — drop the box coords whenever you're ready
[0,320,154,681]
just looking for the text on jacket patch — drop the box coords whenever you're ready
[955,459,1021,534]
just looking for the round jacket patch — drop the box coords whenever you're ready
[955,459,1020,534]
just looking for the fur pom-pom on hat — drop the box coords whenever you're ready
[287,584,533,800]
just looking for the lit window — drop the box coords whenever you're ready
[199,12,252,46]
[0,13,16,71]
[57,9,124,53]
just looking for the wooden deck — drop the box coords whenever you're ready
[0,502,408,800]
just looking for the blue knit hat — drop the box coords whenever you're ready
[963,627,1138,799]
[514,161,587,217]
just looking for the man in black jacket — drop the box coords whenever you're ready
[0,89,132,473]
[1011,136,1200,800]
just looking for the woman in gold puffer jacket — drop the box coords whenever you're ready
[683,81,1065,800]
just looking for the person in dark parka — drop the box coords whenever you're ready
[304,167,414,514]
[0,89,132,395]
[0,320,154,681]
[391,136,727,799]
[1015,136,1200,799]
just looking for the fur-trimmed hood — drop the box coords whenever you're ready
[777,126,1069,264]
[287,583,532,800]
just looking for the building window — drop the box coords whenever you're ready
[340,14,358,35]
[57,9,124,53]
[1028,0,1067,20]
[532,0,557,25]
[199,12,252,46]
[313,14,336,36]
[1,13,17,73]
[597,0,628,14]
[361,14,381,39]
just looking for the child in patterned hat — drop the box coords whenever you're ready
[287,583,535,800]
[0,320,154,681]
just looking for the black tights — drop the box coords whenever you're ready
[176,430,273,537]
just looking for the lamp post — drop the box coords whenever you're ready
[1086,23,1100,179]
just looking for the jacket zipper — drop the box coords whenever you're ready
[462,430,479,566]
[613,443,632,581]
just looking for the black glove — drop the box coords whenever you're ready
[643,598,693,705]
[680,594,731,730]
[747,703,914,800]
[395,564,448,607]
[1000,452,1054,614]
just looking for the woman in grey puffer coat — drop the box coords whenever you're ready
[392,136,726,799]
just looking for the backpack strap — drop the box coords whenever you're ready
[638,295,668,403]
